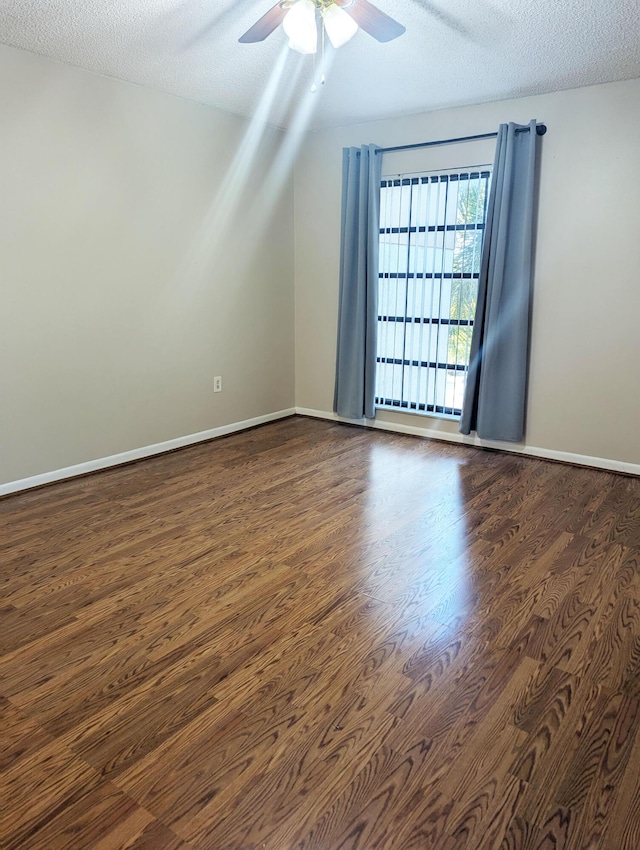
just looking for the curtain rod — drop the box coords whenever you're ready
[376,123,547,155]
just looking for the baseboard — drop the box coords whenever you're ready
[0,408,297,497]
[296,407,640,477]
[4,405,636,496]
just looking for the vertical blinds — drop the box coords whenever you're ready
[375,169,491,417]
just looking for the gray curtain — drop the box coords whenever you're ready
[333,144,382,420]
[460,120,539,441]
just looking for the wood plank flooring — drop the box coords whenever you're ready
[1,416,640,849]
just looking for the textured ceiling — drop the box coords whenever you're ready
[1,0,639,129]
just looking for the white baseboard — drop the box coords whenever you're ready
[0,408,296,497]
[296,407,640,477]
[4,405,636,497]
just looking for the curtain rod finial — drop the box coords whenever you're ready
[536,124,547,135]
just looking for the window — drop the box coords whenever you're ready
[375,168,491,418]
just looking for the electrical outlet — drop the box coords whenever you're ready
[214,376,222,393]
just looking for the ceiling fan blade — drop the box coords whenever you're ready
[239,2,288,43]
[409,0,473,41]
[336,0,406,42]
[181,0,257,50]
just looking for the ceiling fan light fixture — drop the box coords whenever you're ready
[283,0,318,54]
[323,3,358,48]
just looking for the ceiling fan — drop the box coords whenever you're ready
[239,0,406,54]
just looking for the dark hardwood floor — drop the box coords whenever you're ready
[1,416,640,849]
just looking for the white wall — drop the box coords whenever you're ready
[2,48,638,489]
[294,78,640,469]
[0,44,295,488]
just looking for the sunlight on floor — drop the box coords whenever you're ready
[361,442,473,631]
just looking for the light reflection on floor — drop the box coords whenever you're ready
[355,439,475,642]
